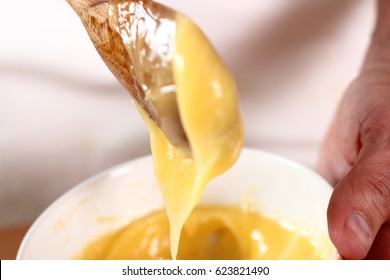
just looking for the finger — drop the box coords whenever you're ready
[317,134,351,186]
[317,124,354,186]
[327,146,390,259]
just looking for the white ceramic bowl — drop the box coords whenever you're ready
[17,148,335,259]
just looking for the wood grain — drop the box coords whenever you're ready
[66,0,188,149]
[0,223,31,260]
[67,0,146,107]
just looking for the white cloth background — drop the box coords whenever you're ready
[0,0,375,225]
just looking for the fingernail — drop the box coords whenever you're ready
[345,212,372,251]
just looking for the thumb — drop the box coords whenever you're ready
[327,144,390,259]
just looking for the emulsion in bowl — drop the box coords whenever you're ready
[17,148,336,260]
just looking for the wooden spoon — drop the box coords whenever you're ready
[66,0,189,149]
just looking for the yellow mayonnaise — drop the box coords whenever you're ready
[137,15,243,259]
[80,207,332,260]
[108,1,242,258]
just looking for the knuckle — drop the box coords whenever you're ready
[361,109,390,148]
[362,167,390,219]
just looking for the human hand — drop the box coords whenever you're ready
[317,0,390,259]
[318,67,390,259]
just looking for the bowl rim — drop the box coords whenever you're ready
[17,154,153,259]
